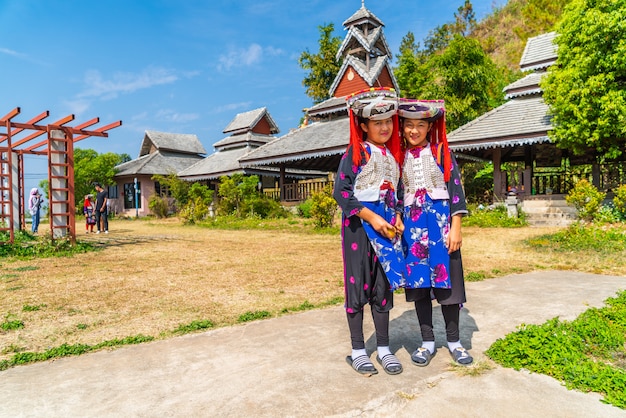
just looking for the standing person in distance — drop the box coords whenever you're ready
[398,99,473,366]
[28,187,42,234]
[333,87,407,376]
[83,194,96,233]
[94,183,109,234]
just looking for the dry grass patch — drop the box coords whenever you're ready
[1,218,625,363]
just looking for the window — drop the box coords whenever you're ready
[108,184,119,199]
[155,181,172,197]
[123,182,141,209]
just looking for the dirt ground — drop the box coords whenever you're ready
[1,218,623,361]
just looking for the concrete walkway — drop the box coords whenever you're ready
[1,271,625,417]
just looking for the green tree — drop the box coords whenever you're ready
[179,183,214,224]
[298,23,343,104]
[542,0,626,159]
[74,148,130,209]
[152,173,191,207]
[422,35,506,131]
[217,173,260,216]
[394,32,427,98]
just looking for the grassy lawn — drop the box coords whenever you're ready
[1,216,626,407]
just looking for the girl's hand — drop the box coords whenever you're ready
[394,214,405,235]
[446,215,463,254]
[358,207,397,239]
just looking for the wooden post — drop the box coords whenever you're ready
[493,148,503,199]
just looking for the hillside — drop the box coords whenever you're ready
[471,0,572,72]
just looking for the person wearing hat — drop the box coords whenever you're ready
[28,187,42,234]
[333,87,407,376]
[397,99,473,366]
[83,194,96,233]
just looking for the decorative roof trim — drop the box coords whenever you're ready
[240,146,346,167]
[521,60,556,72]
[449,135,552,152]
[505,88,542,100]
[336,26,390,61]
[342,5,384,28]
[329,55,396,96]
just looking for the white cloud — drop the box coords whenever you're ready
[155,109,199,123]
[217,44,284,71]
[215,102,252,113]
[62,98,92,116]
[0,47,48,66]
[77,66,179,100]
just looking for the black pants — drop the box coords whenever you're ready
[414,300,460,343]
[95,209,108,232]
[346,308,390,350]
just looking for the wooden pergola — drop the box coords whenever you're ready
[0,107,121,244]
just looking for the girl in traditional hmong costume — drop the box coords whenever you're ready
[333,87,406,376]
[398,99,473,366]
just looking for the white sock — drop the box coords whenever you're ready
[422,341,436,354]
[448,341,463,352]
[377,346,392,358]
[352,348,367,359]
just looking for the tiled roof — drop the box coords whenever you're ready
[306,96,348,118]
[504,72,545,99]
[342,5,383,27]
[114,150,204,176]
[447,95,552,151]
[212,132,275,151]
[222,107,279,135]
[177,146,327,181]
[520,32,557,71]
[240,118,349,167]
[336,25,391,60]
[329,55,399,96]
[178,146,253,180]
[140,130,206,156]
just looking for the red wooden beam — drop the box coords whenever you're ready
[0,107,20,123]
[74,120,122,142]
[19,114,75,151]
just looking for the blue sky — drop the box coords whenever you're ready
[1,0,502,192]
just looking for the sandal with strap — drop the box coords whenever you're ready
[450,347,473,366]
[376,354,403,375]
[346,355,378,376]
[411,347,435,367]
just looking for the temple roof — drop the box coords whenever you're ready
[342,4,384,27]
[328,55,399,97]
[139,130,206,157]
[178,146,255,180]
[336,25,391,61]
[213,132,275,151]
[115,151,204,176]
[448,95,552,152]
[222,107,279,135]
[520,32,557,71]
[504,72,545,99]
[240,118,349,172]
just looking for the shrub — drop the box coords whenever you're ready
[179,183,214,224]
[310,185,337,228]
[464,203,527,228]
[594,203,622,224]
[565,179,605,222]
[613,184,626,220]
[240,196,288,219]
[217,174,259,216]
[148,195,169,218]
[296,199,313,218]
